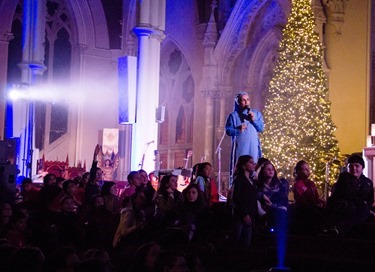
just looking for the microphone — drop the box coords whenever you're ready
[146,140,154,145]
[247,106,252,114]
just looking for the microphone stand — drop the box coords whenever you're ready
[138,141,154,169]
[215,129,226,200]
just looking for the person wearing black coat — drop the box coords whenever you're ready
[323,154,374,236]
[231,155,258,248]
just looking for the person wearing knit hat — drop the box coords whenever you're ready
[321,154,374,237]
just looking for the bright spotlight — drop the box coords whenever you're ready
[8,89,22,101]
[6,83,84,105]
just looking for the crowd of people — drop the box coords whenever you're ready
[1,141,374,272]
[0,146,225,272]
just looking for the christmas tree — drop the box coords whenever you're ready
[261,0,340,186]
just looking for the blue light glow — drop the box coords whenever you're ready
[5,102,13,139]
[118,56,137,124]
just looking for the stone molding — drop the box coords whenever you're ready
[133,26,166,42]
[1,31,14,42]
[323,0,349,39]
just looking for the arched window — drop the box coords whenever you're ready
[159,45,195,169]
[36,0,73,147]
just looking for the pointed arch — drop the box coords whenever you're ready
[0,0,20,35]
[245,27,284,109]
[215,0,290,87]
[68,0,109,49]
[159,37,195,168]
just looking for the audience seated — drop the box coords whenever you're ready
[120,171,141,201]
[154,174,182,228]
[139,169,156,221]
[191,162,219,205]
[113,188,146,249]
[322,154,374,237]
[231,155,258,248]
[20,178,40,209]
[75,172,90,205]
[4,144,375,272]
[292,160,325,235]
[174,183,212,242]
[101,181,121,215]
[38,174,61,210]
[256,160,289,233]
[48,180,82,213]
[85,145,105,203]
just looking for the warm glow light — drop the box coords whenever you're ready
[261,0,340,186]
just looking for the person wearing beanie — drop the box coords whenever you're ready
[322,154,374,237]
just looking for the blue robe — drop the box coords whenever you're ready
[225,107,264,181]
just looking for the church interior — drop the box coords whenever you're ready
[0,0,375,270]
[0,0,374,186]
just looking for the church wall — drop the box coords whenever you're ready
[75,51,120,165]
[163,0,205,166]
[325,0,371,155]
[0,1,19,141]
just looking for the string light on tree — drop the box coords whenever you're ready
[261,0,341,187]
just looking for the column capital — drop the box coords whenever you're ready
[323,0,349,39]
[133,26,166,42]
[18,61,47,76]
[29,62,47,75]
[75,44,88,54]
[201,89,232,99]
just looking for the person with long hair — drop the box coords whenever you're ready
[139,169,156,221]
[153,174,182,228]
[192,162,219,205]
[256,161,289,232]
[113,188,146,248]
[231,155,258,248]
[101,181,121,215]
[257,161,289,231]
[175,183,211,241]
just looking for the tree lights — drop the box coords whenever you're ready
[261,0,340,187]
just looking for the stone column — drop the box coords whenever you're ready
[131,0,165,173]
[18,0,46,177]
[0,31,14,140]
[200,1,219,164]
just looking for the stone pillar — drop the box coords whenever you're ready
[131,0,165,173]
[0,32,14,140]
[200,1,219,164]
[18,0,46,177]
